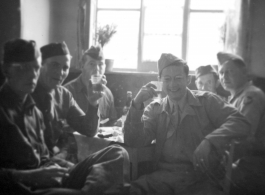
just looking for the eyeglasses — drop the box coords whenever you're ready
[161,76,184,83]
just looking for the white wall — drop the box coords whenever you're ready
[20,0,50,49]
[249,0,265,78]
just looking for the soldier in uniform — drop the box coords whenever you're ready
[217,52,265,194]
[0,38,129,195]
[124,53,250,195]
[64,45,117,127]
[195,65,229,100]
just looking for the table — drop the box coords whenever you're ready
[73,126,123,162]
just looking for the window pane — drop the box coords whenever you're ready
[143,0,183,62]
[190,0,226,10]
[187,12,225,71]
[144,8,183,34]
[97,11,140,69]
[144,0,185,8]
[98,0,141,9]
[143,35,181,61]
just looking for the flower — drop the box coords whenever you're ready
[96,24,117,48]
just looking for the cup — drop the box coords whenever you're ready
[151,81,163,93]
[91,74,103,91]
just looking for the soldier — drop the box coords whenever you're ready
[0,38,129,195]
[64,45,117,126]
[217,52,265,194]
[124,53,250,195]
[32,42,100,164]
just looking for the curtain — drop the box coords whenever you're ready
[223,0,251,62]
[77,0,90,69]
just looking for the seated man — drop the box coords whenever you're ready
[64,45,117,127]
[195,65,228,100]
[0,38,129,195]
[32,42,101,163]
[217,52,265,194]
[124,53,250,195]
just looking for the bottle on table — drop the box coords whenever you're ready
[123,91,132,115]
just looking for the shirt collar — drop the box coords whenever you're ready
[167,91,187,113]
[160,88,201,115]
[168,88,201,109]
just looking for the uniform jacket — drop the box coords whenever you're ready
[229,82,265,143]
[124,89,250,166]
[32,82,99,152]
[64,76,117,123]
[0,83,50,170]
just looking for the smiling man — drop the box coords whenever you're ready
[32,42,100,163]
[124,53,250,195]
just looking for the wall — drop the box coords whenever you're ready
[49,0,80,67]
[0,0,21,85]
[20,0,80,67]
[20,0,50,49]
[248,0,265,78]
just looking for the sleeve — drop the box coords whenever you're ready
[203,93,250,150]
[237,90,265,138]
[108,90,117,120]
[65,89,99,137]
[124,100,157,147]
[100,87,117,126]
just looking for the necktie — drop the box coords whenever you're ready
[167,104,180,138]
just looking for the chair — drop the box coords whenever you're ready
[223,139,237,195]
[123,144,155,181]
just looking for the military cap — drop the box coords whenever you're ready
[157,53,186,76]
[217,52,245,66]
[40,42,70,61]
[3,38,39,64]
[84,45,104,60]
[195,65,218,79]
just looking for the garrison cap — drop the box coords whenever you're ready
[157,53,186,76]
[84,45,104,60]
[3,39,39,64]
[40,42,70,61]
[195,65,218,79]
[217,52,245,67]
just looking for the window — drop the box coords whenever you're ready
[93,0,226,72]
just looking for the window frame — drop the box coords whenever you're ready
[92,0,224,73]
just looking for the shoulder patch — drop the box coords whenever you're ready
[243,96,253,105]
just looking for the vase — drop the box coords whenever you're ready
[105,59,114,72]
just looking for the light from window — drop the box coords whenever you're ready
[143,0,184,62]
[95,0,226,71]
[190,0,225,10]
[97,11,140,69]
[98,0,141,9]
[187,12,225,71]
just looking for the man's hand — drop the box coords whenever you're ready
[193,139,212,172]
[87,75,107,106]
[13,165,69,188]
[133,82,157,109]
